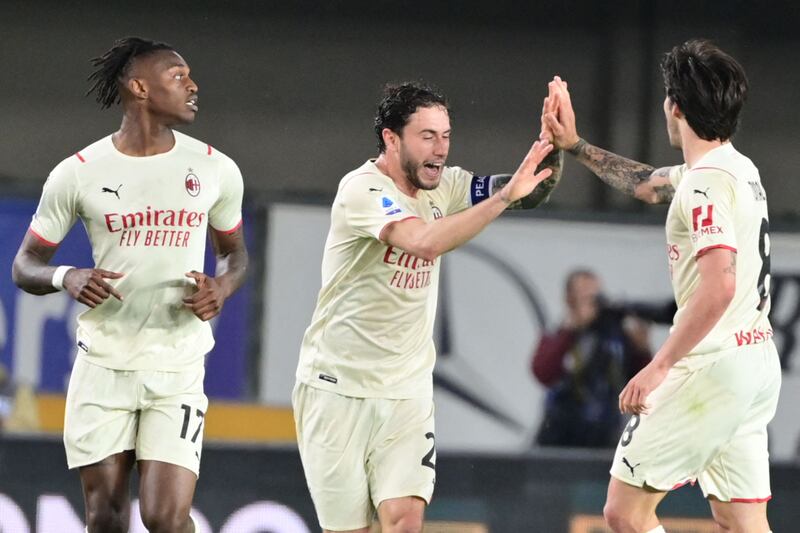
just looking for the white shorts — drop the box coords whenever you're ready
[610,341,781,502]
[64,356,208,476]
[293,382,436,531]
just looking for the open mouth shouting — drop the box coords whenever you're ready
[422,161,444,179]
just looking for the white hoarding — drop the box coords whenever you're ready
[263,203,800,460]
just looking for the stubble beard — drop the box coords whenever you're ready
[401,154,438,191]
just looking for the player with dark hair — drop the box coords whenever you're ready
[12,36,248,532]
[544,39,779,533]
[293,81,563,532]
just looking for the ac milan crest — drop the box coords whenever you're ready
[185,170,200,197]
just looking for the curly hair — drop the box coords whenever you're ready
[374,82,450,153]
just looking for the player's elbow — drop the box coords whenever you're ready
[11,256,26,290]
[633,185,660,204]
[409,240,441,262]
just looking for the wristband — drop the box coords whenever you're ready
[52,265,75,291]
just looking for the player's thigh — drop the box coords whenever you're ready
[708,497,769,533]
[610,354,761,491]
[64,357,139,469]
[137,459,197,525]
[293,383,375,531]
[78,450,137,514]
[377,496,426,531]
[137,366,208,477]
[369,397,436,509]
[605,476,665,528]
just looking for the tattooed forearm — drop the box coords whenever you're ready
[490,149,564,210]
[567,138,675,204]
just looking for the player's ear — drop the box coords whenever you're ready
[669,100,683,119]
[125,77,148,100]
[382,128,399,153]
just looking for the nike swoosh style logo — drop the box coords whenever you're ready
[369,187,383,192]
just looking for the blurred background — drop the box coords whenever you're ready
[1,1,799,531]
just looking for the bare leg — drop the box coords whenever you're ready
[604,477,667,533]
[377,496,425,533]
[138,460,198,533]
[708,496,770,533]
[79,450,137,533]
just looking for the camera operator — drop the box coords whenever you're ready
[531,269,675,448]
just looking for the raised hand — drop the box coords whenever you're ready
[63,268,124,307]
[499,139,554,204]
[542,76,581,151]
[183,270,226,321]
[539,79,560,142]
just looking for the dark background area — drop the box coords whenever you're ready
[2,0,799,222]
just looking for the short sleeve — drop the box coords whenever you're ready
[668,164,688,189]
[29,159,79,246]
[444,166,474,215]
[208,156,244,233]
[341,174,416,240]
[680,169,738,257]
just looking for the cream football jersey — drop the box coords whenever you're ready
[666,143,772,357]
[297,160,490,399]
[30,130,243,371]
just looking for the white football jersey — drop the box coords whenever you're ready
[30,130,243,371]
[666,143,772,357]
[296,160,480,399]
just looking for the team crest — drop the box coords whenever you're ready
[430,201,443,219]
[185,169,200,197]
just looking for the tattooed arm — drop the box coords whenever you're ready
[542,76,676,204]
[567,139,676,204]
[489,149,564,209]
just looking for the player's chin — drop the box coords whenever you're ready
[416,173,441,191]
[171,109,198,125]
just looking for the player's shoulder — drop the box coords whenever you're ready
[338,160,392,193]
[50,135,114,176]
[440,165,472,187]
[174,130,237,166]
[687,143,756,184]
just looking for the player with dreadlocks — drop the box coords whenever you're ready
[12,37,248,532]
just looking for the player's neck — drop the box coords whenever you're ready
[679,124,725,169]
[113,114,176,157]
[374,154,420,198]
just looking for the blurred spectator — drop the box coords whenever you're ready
[0,363,39,433]
[532,269,674,448]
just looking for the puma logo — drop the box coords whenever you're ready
[102,184,123,199]
[622,457,641,477]
[693,187,710,199]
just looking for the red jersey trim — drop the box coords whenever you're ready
[691,166,737,181]
[75,152,86,163]
[670,479,696,490]
[696,244,737,258]
[207,144,213,156]
[212,219,243,235]
[730,496,772,503]
[29,227,59,247]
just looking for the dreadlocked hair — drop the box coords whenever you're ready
[86,37,174,109]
